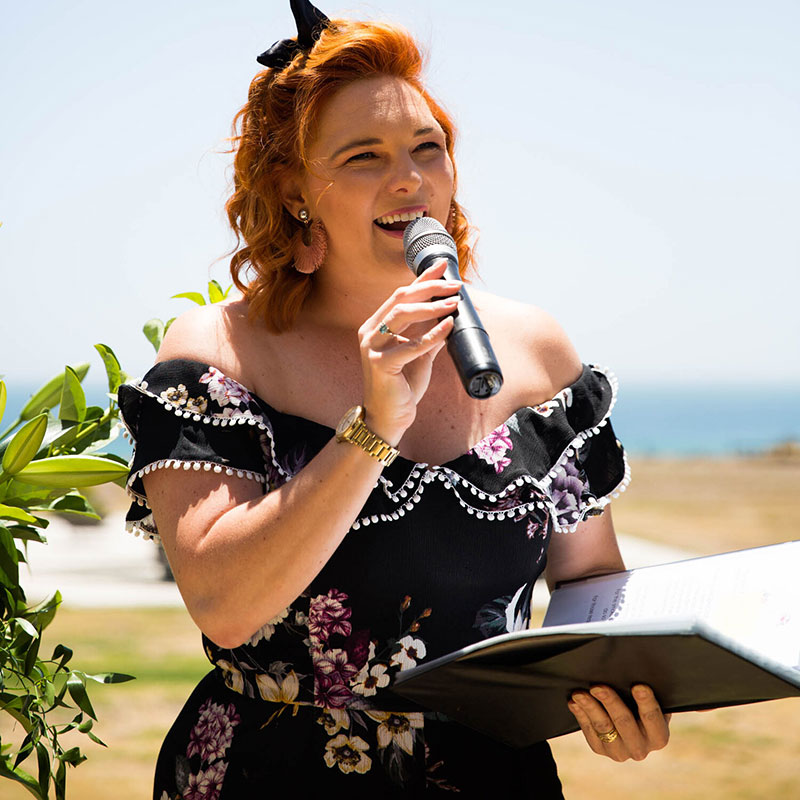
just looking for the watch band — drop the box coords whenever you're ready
[346,418,399,466]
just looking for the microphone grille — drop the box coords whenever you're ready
[403,217,457,271]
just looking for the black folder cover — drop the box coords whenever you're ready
[391,619,800,748]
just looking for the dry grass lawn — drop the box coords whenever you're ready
[1,456,799,798]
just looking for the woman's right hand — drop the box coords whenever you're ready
[358,259,460,443]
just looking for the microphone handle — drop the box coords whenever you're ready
[436,257,504,400]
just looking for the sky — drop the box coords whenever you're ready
[1,0,798,390]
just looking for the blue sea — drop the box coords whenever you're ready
[2,381,798,458]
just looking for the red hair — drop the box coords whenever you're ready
[225,18,476,332]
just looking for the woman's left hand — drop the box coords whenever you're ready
[567,684,671,761]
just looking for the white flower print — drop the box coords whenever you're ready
[351,663,390,697]
[390,635,427,671]
[366,711,424,755]
[199,366,252,407]
[246,607,290,647]
[217,406,262,421]
[256,670,299,703]
[316,707,349,736]
[185,395,208,414]
[160,384,188,406]
[216,659,244,695]
[323,734,372,775]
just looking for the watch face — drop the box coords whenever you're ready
[336,405,363,437]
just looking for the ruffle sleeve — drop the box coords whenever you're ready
[118,359,272,541]
[348,364,630,534]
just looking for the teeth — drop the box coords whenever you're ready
[375,209,425,225]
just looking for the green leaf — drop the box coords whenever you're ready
[19,364,90,421]
[82,671,135,685]
[142,318,165,353]
[1,414,48,475]
[47,494,99,520]
[67,676,96,720]
[0,381,6,427]
[26,590,61,633]
[59,746,86,767]
[208,280,224,304]
[36,742,50,797]
[94,343,124,394]
[0,756,42,797]
[14,455,129,488]
[16,617,38,639]
[171,291,205,306]
[58,368,86,424]
[164,316,176,335]
[8,525,47,544]
[0,505,38,525]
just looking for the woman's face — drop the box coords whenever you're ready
[297,75,455,274]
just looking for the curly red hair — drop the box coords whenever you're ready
[225,18,476,332]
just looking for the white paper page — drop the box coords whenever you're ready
[542,541,800,668]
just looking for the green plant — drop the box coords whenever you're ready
[143,279,232,353]
[0,347,134,798]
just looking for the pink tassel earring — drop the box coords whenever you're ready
[446,202,456,234]
[293,208,327,274]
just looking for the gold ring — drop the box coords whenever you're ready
[597,727,619,744]
[378,321,396,336]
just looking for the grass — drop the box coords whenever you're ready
[1,456,799,798]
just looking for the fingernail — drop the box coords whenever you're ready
[572,692,588,706]
[590,687,607,700]
[632,685,649,699]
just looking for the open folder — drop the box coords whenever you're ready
[391,540,800,748]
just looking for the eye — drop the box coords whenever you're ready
[414,141,443,154]
[345,151,377,164]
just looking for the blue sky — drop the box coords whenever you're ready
[1,0,798,388]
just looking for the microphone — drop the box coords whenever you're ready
[403,217,503,400]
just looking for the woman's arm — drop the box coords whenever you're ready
[143,262,458,649]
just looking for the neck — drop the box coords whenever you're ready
[301,253,413,331]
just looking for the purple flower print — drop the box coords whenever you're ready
[314,671,355,708]
[308,589,353,645]
[343,629,372,673]
[313,647,360,685]
[471,423,513,474]
[183,761,228,800]
[186,698,241,763]
[199,366,252,408]
[551,458,585,528]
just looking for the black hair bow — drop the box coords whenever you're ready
[257,0,330,69]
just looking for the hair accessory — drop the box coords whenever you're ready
[257,0,330,70]
[293,208,327,273]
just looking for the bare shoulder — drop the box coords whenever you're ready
[155,299,255,387]
[471,289,583,400]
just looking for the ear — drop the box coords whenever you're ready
[279,171,308,220]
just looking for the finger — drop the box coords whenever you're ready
[588,686,650,755]
[371,297,460,338]
[567,696,606,755]
[631,684,670,749]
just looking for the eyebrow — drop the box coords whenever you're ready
[330,127,437,160]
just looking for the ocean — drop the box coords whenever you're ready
[2,381,798,459]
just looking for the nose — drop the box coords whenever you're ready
[386,152,423,194]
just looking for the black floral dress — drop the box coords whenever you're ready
[118,359,629,799]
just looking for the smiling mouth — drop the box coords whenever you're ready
[373,209,427,232]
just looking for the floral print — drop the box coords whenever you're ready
[160,384,188,405]
[186,698,240,763]
[390,635,427,670]
[471,422,513,473]
[324,734,372,774]
[123,360,625,796]
[199,366,252,407]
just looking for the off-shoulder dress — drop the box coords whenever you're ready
[118,359,629,798]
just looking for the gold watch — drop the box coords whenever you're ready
[335,405,399,466]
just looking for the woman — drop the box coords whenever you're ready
[119,2,670,796]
